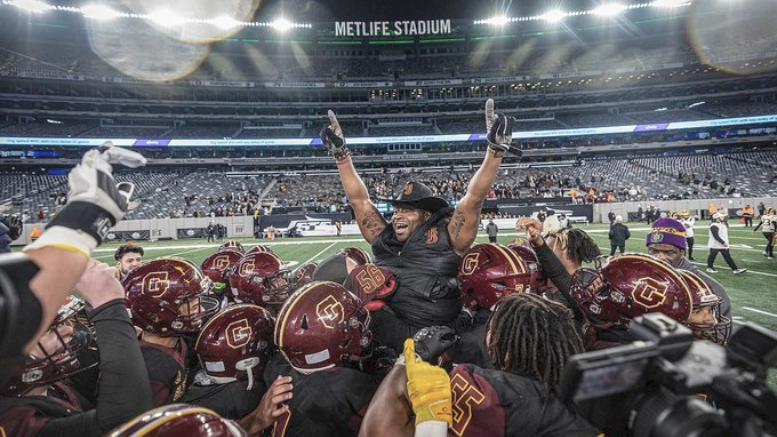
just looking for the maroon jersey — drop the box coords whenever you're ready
[0,383,83,437]
[140,339,189,406]
[264,355,380,437]
[448,364,599,437]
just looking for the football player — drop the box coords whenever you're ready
[1,143,144,382]
[200,249,244,296]
[0,261,153,437]
[289,261,317,290]
[359,293,598,437]
[679,270,732,344]
[448,243,534,368]
[229,252,292,310]
[752,208,776,259]
[514,217,601,320]
[182,304,275,419]
[311,246,371,286]
[124,257,219,406]
[570,253,693,350]
[268,281,380,437]
[106,404,246,437]
[220,240,246,254]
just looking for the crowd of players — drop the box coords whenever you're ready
[0,100,771,436]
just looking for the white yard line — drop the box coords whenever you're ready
[304,242,339,265]
[93,238,365,253]
[742,307,777,318]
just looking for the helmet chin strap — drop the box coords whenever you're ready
[236,357,260,390]
[246,365,255,390]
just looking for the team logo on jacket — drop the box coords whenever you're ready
[426,228,439,244]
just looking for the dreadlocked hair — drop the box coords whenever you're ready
[486,293,584,394]
[551,228,601,266]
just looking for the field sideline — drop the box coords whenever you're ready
[64,220,777,387]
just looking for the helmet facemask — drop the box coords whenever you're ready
[1,299,97,396]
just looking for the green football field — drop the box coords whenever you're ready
[92,221,777,332]
[88,221,777,388]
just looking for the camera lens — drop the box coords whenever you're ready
[631,385,727,437]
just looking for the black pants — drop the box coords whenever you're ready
[686,237,695,259]
[488,236,497,243]
[369,307,419,353]
[744,216,753,227]
[610,244,625,256]
[707,248,738,270]
[764,232,775,257]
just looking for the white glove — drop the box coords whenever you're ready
[25,142,146,256]
[485,98,515,156]
[319,110,349,159]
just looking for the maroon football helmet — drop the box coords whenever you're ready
[337,247,372,266]
[107,404,246,437]
[219,240,245,254]
[290,261,317,289]
[274,281,372,373]
[124,257,218,337]
[570,254,693,330]
[246,244,273,255]
[678,270,731,344]
[506,244,547,293]
[196,304,275,389]
[1,297,97,396]
[458,243,532,310]
[200,250,244,292]
[229,252,291,306]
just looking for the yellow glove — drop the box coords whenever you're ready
[404,338,452,427]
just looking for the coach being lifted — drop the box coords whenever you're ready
[321,99,515,352]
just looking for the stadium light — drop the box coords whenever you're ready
[489,15,510,25]
[271,18,292,32]
[592,3,627,16]
[80,4,121,20]
[211,14,239,29]
[148,9,187,27]
[8,0,52,13]
[651,0,692,7]
[540,9,566,22]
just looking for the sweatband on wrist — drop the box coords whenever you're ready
[24,226,98,258]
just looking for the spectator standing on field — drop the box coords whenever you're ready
[707,212,746,274]
[680,215,697,261]
[485,219,498,243]
[608,215,630,256]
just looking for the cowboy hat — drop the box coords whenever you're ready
[376,182,449,213]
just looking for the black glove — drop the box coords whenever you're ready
[360,344,399,378]
[25,142,146,256]
[485,98,516,157]
[412,326,460,364]
[319,110,349,159]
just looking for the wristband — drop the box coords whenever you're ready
[487,146,506,158]
[335,149,351,165]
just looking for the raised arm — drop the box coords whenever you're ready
[322,110,388,244]
[20,144,145,354]
[448,99,511,255]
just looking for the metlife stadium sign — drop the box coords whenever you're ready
[334,20,452,37]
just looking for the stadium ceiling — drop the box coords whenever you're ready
[1,0,695,31]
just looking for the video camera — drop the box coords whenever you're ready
[559,313,777,437]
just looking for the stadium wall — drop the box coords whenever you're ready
[12,198,777,246]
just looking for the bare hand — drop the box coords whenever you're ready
[515,217,544,246]
[74,259,124,308]
[242,375,294,434]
